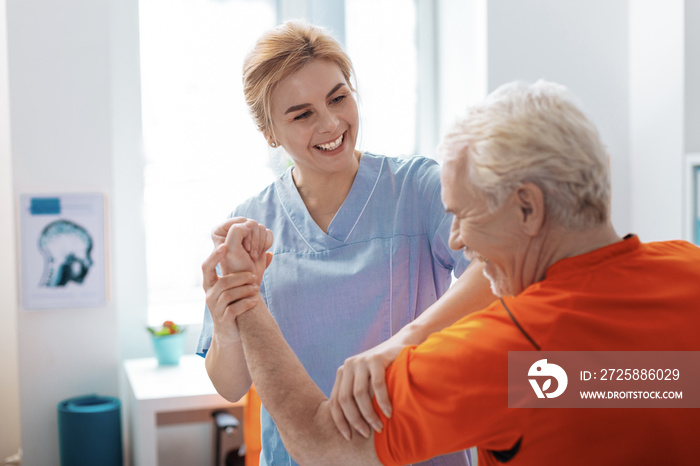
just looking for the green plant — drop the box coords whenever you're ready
[147,320,184,337]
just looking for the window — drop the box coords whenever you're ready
[139,0,277,325]
[140,0,424,325]
[345,0,417,156]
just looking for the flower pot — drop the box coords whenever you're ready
[151,332,186,366]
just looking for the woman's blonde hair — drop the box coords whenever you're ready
[242,20,356,145]
[439,80,611,230]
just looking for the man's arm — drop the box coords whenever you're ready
[215,222,381,465]
[236,301,382,466]
[202,220,273,402]
[330,260,495,439]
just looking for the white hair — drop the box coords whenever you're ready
[439,80,611,230]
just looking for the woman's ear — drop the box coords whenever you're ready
[263,128,277,148]
[515,183,545,236]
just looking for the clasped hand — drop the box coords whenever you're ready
[202,218,273,340]
[202,218,397,442]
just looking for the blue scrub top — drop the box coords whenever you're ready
[198,153,472,466]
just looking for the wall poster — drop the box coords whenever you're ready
[19,193,106,310]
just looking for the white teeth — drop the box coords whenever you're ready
[316,134,343,151]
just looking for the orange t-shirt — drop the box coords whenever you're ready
[374,236,700,465]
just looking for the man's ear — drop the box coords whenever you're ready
[515,183,545,236]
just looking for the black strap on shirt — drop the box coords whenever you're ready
[500,298,540,350]
[490,437,523,463]
[492,300,535,463]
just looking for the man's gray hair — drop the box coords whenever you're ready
[439,80,611,230]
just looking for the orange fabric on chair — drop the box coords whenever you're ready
[244,385,262,466]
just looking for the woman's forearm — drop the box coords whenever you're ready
[394,260,495,345]
[205,331,253,402]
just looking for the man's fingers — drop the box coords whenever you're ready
[202,244,226,290]
[223,223,253,275]
[241,224,253,253]
[254,224,267,259]
[247,221,261,258]
[265,252,274,269]
[211,217,247,245]
[226,222,251,249]
[264,228,273,250]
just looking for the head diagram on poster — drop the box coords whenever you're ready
[38,219,94,287]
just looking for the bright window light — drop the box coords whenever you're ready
[139,0,277,325]
[346,0,417,157]
[140,0,420,325]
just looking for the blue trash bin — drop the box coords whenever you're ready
[57,394,123,466]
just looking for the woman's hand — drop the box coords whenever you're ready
[202,244,262,342]
[328,338,404,441]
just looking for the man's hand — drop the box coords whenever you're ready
[329,338,403,441]
[211,217,248,248]
[221,219,273,280]
[202,218,273,343]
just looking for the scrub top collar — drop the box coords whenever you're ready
[275,152,384,249]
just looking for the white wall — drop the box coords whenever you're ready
[6,0,119,464]
[109,0,151,363]
[486,0,631,235]
[686,0,700,154]
[4,1,211,463]
[0,0,21,460]
[437,0,488,143]
[629,0,685,242]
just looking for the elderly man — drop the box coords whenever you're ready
[202,80,700,465]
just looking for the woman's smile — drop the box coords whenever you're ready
[315,132,344,152]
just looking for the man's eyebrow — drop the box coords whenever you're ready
[284,83,347,115]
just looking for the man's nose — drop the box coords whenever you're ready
[448,219,463,251]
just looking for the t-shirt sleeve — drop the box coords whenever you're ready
[195,303,213,357]
[373,310,522,465]
[196,260,222,357]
